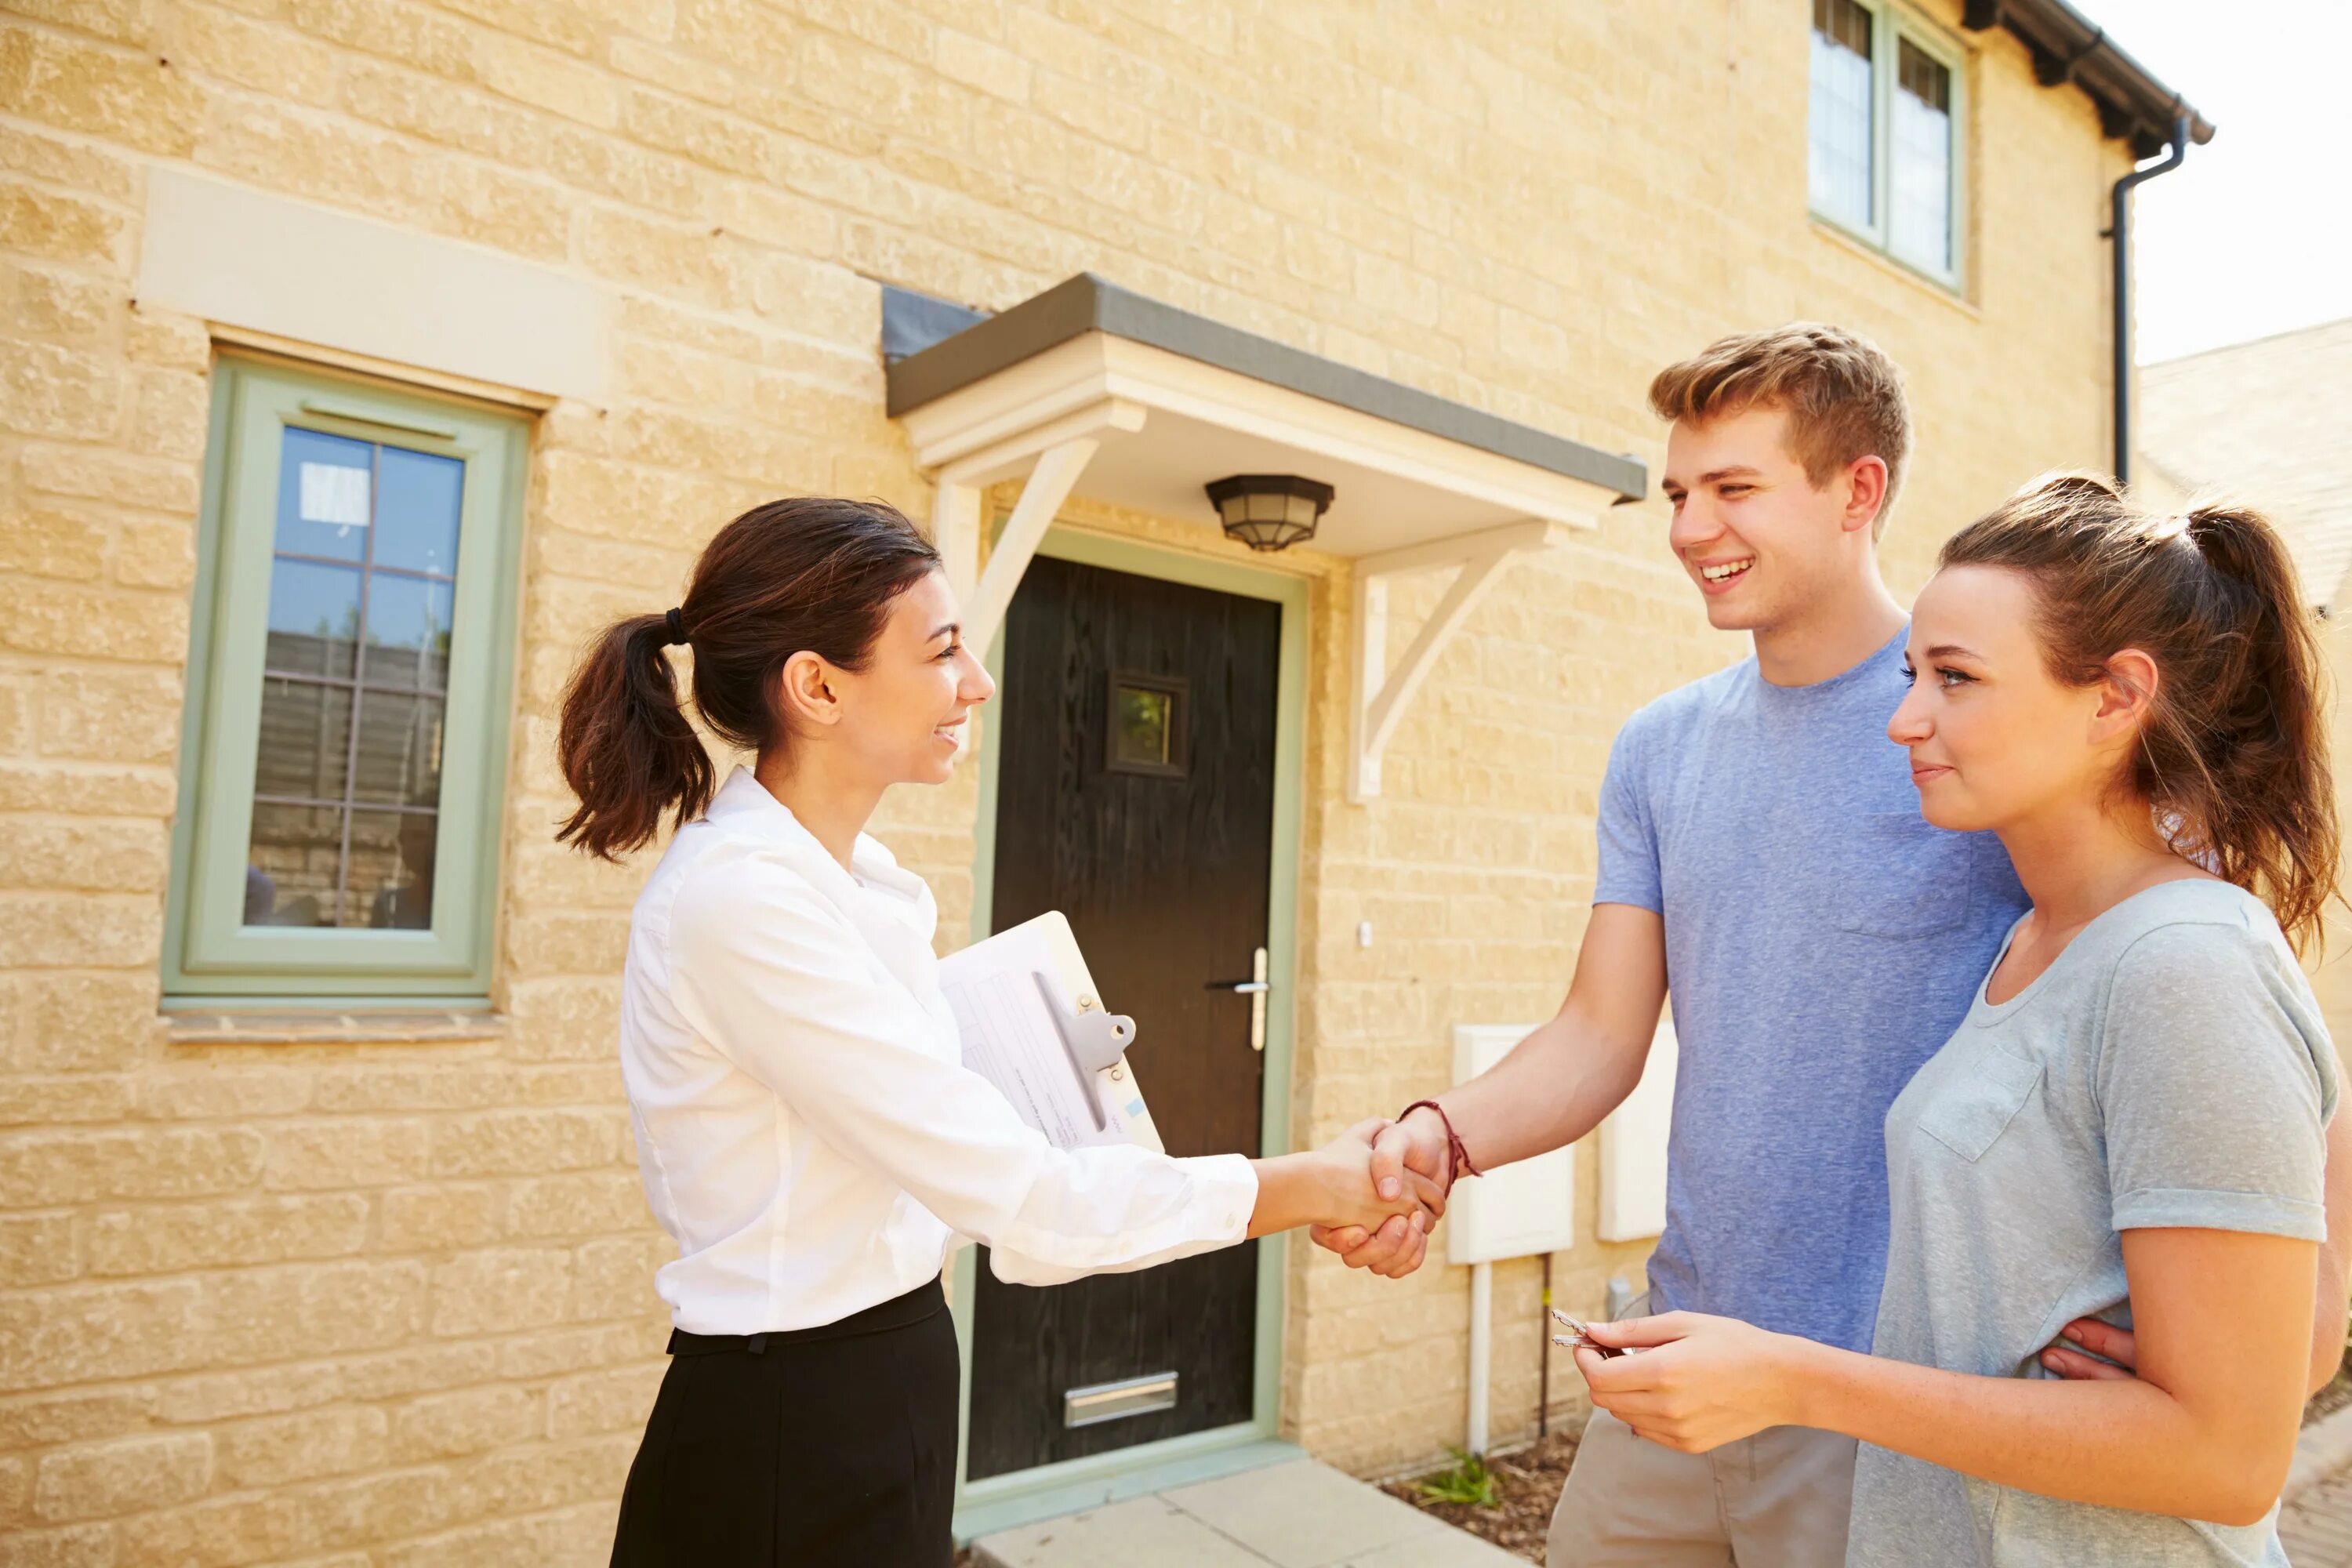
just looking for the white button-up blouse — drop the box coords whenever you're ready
[619,768,1258,1335]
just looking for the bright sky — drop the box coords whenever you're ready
[2091,0,2352,363]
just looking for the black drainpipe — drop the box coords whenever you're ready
[2108,111,2190,485]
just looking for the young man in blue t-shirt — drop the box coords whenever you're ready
[1312,325,2349,1565]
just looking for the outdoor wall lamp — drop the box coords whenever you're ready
[1205,474,1334,552]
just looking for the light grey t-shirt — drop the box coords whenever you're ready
[1849,878,2337,1567]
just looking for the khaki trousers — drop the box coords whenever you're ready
[1548,1407,1858,1568]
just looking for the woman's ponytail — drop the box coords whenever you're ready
[2176,503,2337,947]
[1942,477,2341,951]
[556,612,716,862]
[553,496,942,862]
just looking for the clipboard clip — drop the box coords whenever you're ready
[1032,972,1135,1131]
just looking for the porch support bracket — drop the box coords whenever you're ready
[929,397,1148,656]
[1348,518,1558,802]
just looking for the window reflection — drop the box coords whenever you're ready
[245,424,463,929]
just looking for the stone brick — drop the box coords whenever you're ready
[0,24,207,158]
[200,1261,429,1367]
[9,938,167,1041]
[216,1406,387,1487]
[0,820,165,893]
[337,1340,498,1403]
[113,1492,318,1568]
[172,5,344,103]
[0,1387,156,1450]
[0,1076,133,1128]
[448,1432,634,1519]
[492,1319,661,1381]
[0,180,122,268]
[428,1109,615,1178]
[0,1127,264,1208]
[20,439,200,510]
[102,520,194,590]
[0,123,137,204]
[0,1523,116,1568]
[30,667,183,771]
[261,1119,433,1192]
[31,1431,210,1522]
[379,1501,611,1568]
[388,1383,537,1462]
[428,1247,572,1337]
[502,1172,644,1239]
[300,1465,458,1551]
[0,579,187,662]
[154,1362,342,1425]
[568,1234,669,1320]
[0,339,122,444]
[87,1193,371,1276]
[546,1362,660,1439]
[0,895,159,969]
[125,366,209,464]
[281,0,476,79]
[0,762,176,818]
[0,1213,78,1287]
[473,31,615,126]
[0,505,105,582]
[135,1065,314,1120]
[379,1183,500,1250]
[310,1064,517,1112]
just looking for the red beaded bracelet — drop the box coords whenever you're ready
[1398,1098,1482,1181]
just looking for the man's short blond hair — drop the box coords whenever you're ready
[1648,323,1912,539]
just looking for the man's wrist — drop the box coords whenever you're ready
[1399,1103,1457,1188]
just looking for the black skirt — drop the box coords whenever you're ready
[610,1278,959,1568]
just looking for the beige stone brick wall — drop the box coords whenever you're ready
[1,0,2129,1552]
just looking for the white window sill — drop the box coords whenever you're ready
[163,1009,507,1047]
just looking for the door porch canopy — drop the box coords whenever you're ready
[884,274,1647,799]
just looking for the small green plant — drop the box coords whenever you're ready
[1413,1446,1501,1509]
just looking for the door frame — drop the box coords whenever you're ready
[949,525,1312,1540]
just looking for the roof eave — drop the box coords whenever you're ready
[1962,0,2214,159]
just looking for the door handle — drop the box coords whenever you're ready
[1205,947,1270,1051]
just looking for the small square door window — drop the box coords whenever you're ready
[1106,673,1189,779]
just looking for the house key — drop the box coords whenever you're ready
[1550,1306,1633,1359]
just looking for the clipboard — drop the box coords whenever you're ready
[938,912,1166,1153]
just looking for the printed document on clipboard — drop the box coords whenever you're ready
[938,912,1166,1153]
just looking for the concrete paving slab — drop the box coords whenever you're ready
[974,1494,1267,1568]
[972,1457,1514,1568]
[1158,1458,1447,1567]
[1338,1528,1533,1567]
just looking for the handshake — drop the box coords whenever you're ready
[1246,1105,1457,1277]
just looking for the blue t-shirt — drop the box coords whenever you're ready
[1596,625,2028,1352]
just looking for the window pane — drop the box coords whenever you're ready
[346,809,437,930]
[266,559,363,677]
[245,802,343,927]
[375,447,463,577]
[252,677,352,803]
[350,689,444,808]
[1890,38,1954,272]
[1809,0,1875,229]
[274,428,373,562]
[1115,686,1174,768]
[363,575,456,692]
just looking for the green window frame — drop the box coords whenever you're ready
[1808,0,1969,291]
[163,355,528,1007]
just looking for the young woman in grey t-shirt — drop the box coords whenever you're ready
[1567,473,2343,1566]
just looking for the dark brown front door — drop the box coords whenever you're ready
[966,552,1282,1480]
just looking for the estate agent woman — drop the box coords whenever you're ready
[557,497,1434,1568]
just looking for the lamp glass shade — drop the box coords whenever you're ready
[1203,474,1334,553]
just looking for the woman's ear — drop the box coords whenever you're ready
[775,649,844,731]
[2089,648,2160,746]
